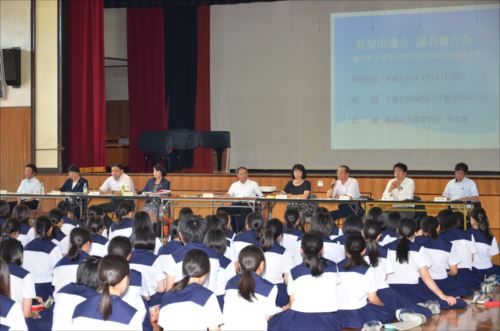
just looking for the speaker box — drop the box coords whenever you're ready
[2,48,21,88]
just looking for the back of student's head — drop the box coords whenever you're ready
[203,229,227,255]
[367,207,383,222]
[107,236,132,258]
[384,212,401,231]
[452,211,465,229]
[261,219,284,252]
[98,255,130,320]
[178,214,207,244]
[344,233,368,269]
[245,212,264,233]
[437,209,457,231]
[310,212,334,238]
[363,219,382,267]
[237,245,265,302]
[56,200,72,217]
[396,219,417,264]
[67,228,91,261]
[115,200,135,221]
[169,220,180,240]
[215,210,230,229]
[301,232,324,277]
[178,207,193,219]
[314,207,330,215]
[85,213,105,235]
[88,205,105,218]
[34,216,53,239]
[131,226,156,251]
[12,204,30,224]
[420,216,439,240]
[77,255,102,290]
[171,249,210,292]
[0,257,10,297]
[0,238,23,266]
[343,215,363,235]
[284,207,300,230]
[2,218,20,236]
[48,208,64,227]
[205,215,224,232]
[0,200,10,219]
[471,207,493,241]
[132,211,152,229]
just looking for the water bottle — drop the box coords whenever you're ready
[120,183,126,196]
[82,183,88,195]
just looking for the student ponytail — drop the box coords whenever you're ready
[34,216,53,239]
[344,234,369,269]
[0,258,10,298]
[98,255,129,320]
[420,216,439,240]
[85,214,105,235]
[471,207,493,242]
[245,212,264,234]
[363,219,382,267]
[396,219,416,264]
[237,245,265,302]
[261,219,284,252]
[67,228,91,261]
[114,200,135,223]
[284,207,300,231]
[301,232,324,277]
[171,249,210,292]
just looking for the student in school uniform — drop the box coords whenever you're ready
[85,214,108,257]
[281,208,303,253]
[333,214,363,249]
[108,200,135,240]
[0,257,29,331]
[314,207,344,240]
[71,255,144,330]
[12,204,35,246]
[132,211,162,254]
[268,233,342,331]
[56,201,79,236]
[336,234,396,329]
[23,216,63,301]
[1,218,21,241]
[469,207,500,279]
[216,209,236,245]
[438,209,480,291]
[130,226,159,305]
[49,208,71,255]
[379,211,401,246]
[418,216,469,297]
[152,220,183,290]
[363,220,432,320]
[386,219,466,310]
[206,214,234,261]
[53,228,91,293]
[0,238,37,317]
[223,245,279,330]
[158,249,223,331]
[231,212,264,260]
[52,255,101,331]
[260,219,293,308]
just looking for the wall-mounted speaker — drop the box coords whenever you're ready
[2,47,21,88]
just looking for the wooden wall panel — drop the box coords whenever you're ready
[0,107,31,192]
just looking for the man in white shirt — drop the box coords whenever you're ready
[442,162,479,201]
[382,162,415,201]
[221,167,262,232]
[326,165,363,220]
[10,164,44,210]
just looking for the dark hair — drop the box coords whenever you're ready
[1,218,21,236]
[48,208,64,226]
[343,215,363,235]
[284,207,300,231]
[67,228,91,260]
[339,165,351,174]
[236,166,248,173]
[0,258,10,297]
[131,226,156,251]
[107,236,132,257]
[171,249,210,292]
[153,163,167,177]
[115,200,135,222]
[0,238,23,266]
[215,210,230,228]
[178,215,207,244]
[393,162,408,173]
[0,200,10,219]
[454,162,469,173]
[111,163,124,170]
[203,229,227,255]
[396,219,417,264]
[437,209,457,231]
[77,255,101,289]
[179,207,193,219]
[34,216,53,239]
[133,210,153,228]
[261,219,283,252]
[85,214,105,235]
[310,212,334,238]
[245,212,264,234]
[169,220,180,240]
[363,219,382,267]
[344,234,369,269]
[98,255,129,320]
[291,163,307,179]
[25,163,38,174]
[367,207,383,222]
[12,204,30,225]
[384,212,401,231]
[420,216,439,240]
[314,207,330,214]
[88,205,105,217]
[57,201,73,216]
[471,207,493,242]
[237,245,265,302]
[301,232,324,277]
[68,164,80,173]
[205,215,224,232]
